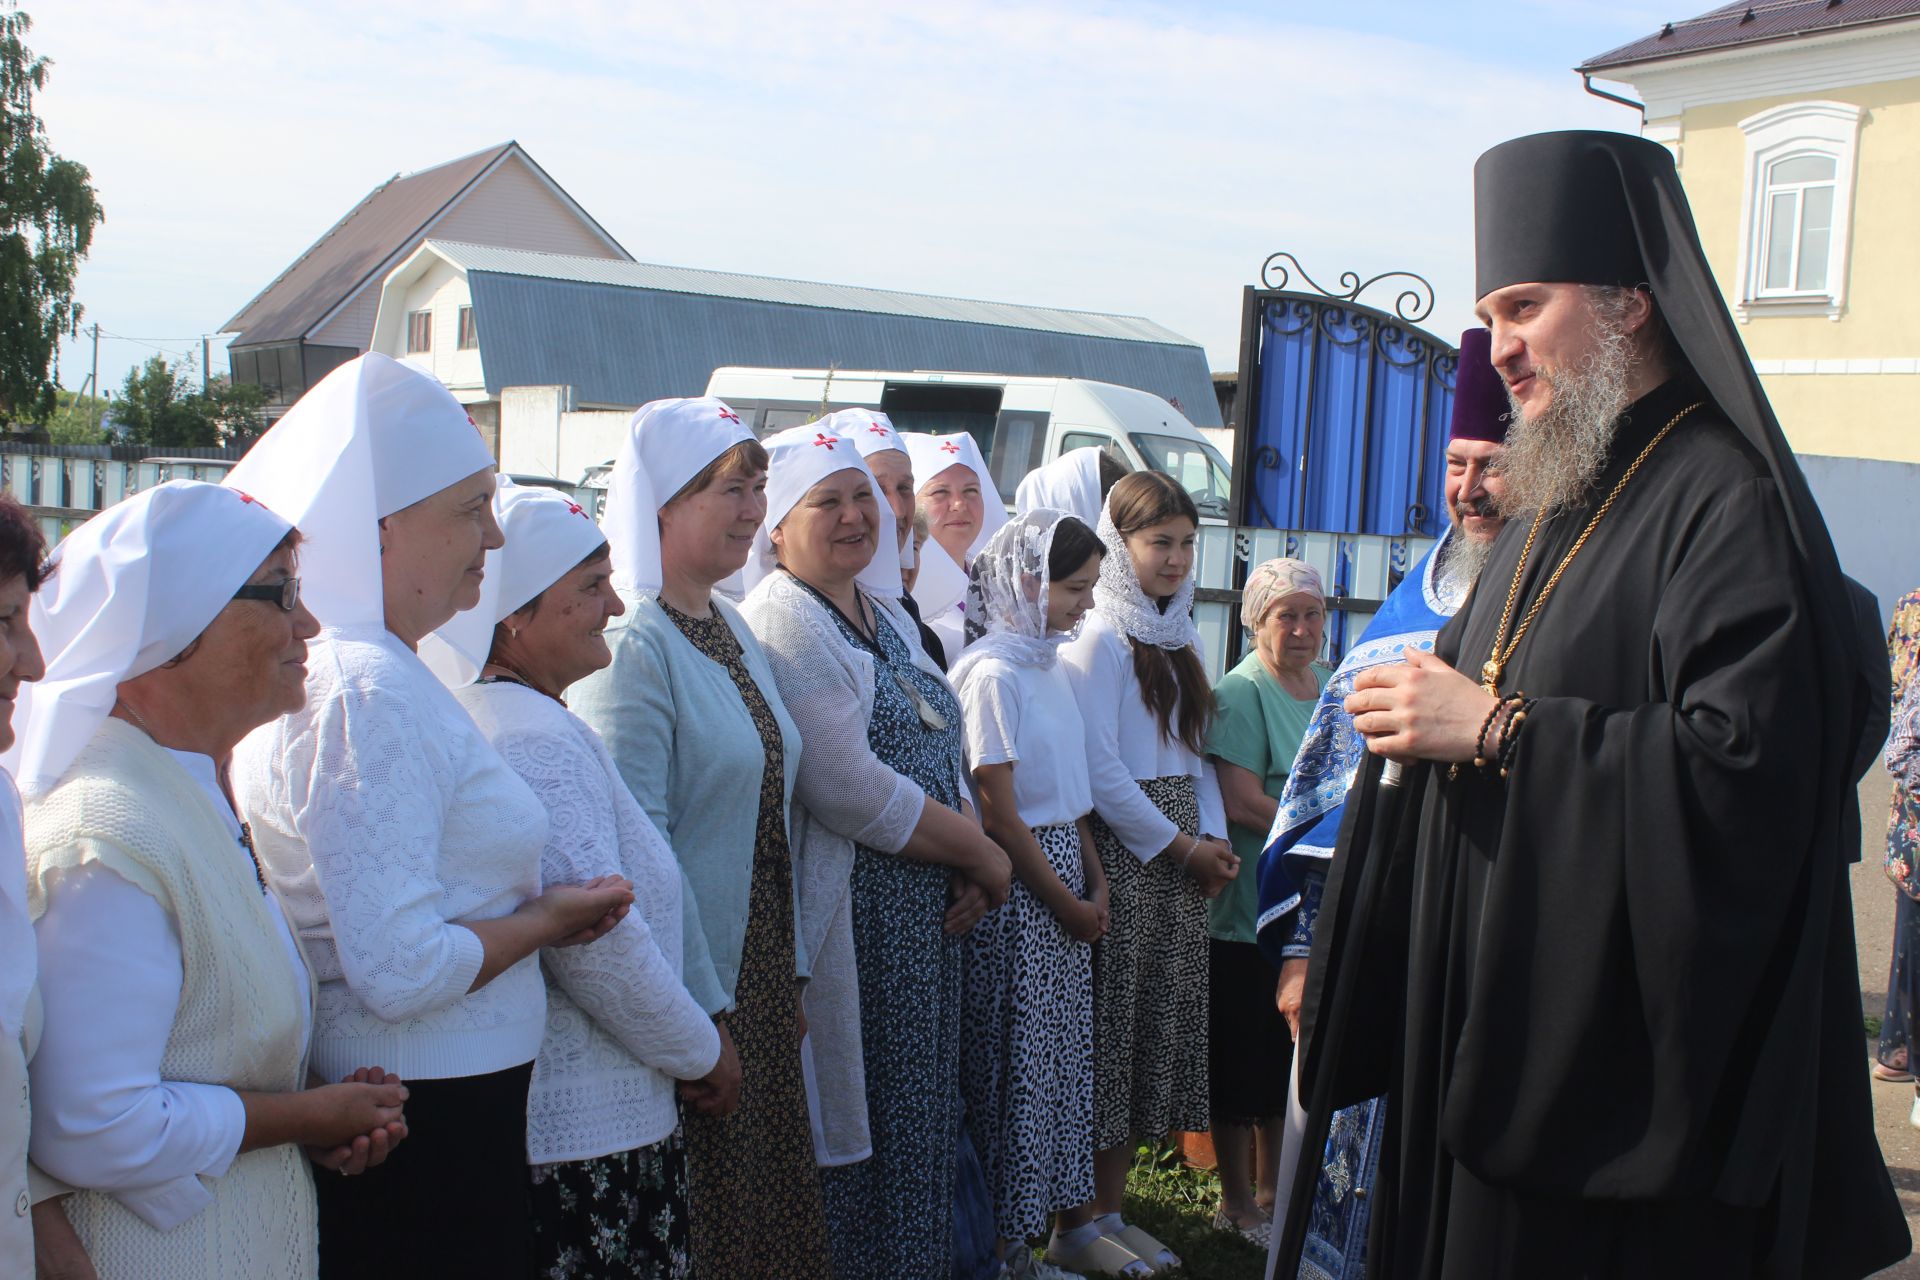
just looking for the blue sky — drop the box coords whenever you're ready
[38,0,1676,398]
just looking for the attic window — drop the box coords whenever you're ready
[458,306,479,351]
[406,309,433,354]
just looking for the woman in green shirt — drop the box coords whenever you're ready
[1204,558,1328,1246]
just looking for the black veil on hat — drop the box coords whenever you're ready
[1472,130,1864,698]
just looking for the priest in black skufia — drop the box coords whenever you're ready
[1272,130,1909,1280]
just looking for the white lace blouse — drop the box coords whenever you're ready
[232,623,550,1083]
[457,681,721,1164]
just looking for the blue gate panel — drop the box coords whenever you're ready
[1239,293,1458,539]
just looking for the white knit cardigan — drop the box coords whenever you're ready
[739,572,972,1167]
[457,682,721,1165]
[25,718,317,1280]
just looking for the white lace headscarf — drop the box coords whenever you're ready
[947,508,1087,692]
[1093,494,1201,651]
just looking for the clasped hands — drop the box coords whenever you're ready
[303,1065,410,1176]
[1344,649,1499,765]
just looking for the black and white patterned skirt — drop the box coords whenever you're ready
[961,820,1097,1240]
[1088,775,1210,1150]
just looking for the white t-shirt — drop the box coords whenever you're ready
[958,656,1092,830]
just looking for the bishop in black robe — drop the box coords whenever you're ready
[1273,131,1910,1280]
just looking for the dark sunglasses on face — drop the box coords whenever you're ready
[231,577,302,613]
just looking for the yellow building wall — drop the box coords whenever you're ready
[1663,76,1920,462]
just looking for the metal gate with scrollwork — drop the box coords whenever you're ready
[1218,254,1458,667]
[1229,253,1459,539]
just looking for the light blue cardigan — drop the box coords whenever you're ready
[570,592,805,1017]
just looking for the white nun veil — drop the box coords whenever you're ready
[222,353,496,627]
[4,480,294,795]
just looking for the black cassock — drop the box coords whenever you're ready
[1287,374,1910,1279]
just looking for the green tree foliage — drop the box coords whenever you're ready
[0,4,104,424]
[39,386,107,443]
[114,355,267,447]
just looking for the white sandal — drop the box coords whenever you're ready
[1045,1232,1152,1278]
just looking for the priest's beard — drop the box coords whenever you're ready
[1496,307,1635,520]
[1436,520,1498,602]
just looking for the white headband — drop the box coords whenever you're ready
[421,478,608,687]
[5,480,294,795]
[601,396,755,597]
[222,353,496,627]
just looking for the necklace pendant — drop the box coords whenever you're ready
[1481,658,1503,694]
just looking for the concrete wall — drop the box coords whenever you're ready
[496,386,628,484]
[1800,451,1920,621]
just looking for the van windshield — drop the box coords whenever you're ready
[1130,433,1232,519]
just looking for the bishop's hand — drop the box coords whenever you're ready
[1346,649,1499,764]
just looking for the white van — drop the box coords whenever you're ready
[702,367,1233,520]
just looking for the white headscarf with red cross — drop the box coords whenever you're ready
[421,478,608,687]
[744,423,900,597]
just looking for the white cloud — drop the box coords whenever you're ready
[36,0,1633,392]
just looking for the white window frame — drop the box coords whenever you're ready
[1735,101,1862,321]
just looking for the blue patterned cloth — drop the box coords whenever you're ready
[1253,532,1461,960]
[1252,532,1463,1280]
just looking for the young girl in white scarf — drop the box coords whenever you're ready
[1053,471,1236,1278]
[950,510,1107,1280]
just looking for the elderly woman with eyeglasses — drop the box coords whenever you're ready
[18,482,410,1280]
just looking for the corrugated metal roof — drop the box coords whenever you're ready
[1581,0,1920,71]
[222,144,517,346]
[463,270,1223,428]
[428,241,1199,348]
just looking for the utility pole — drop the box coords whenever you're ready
[88,323,99,432]
[202,336,211,392]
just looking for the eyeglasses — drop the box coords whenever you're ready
[232,577,302,613]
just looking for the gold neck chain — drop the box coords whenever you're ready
[1480,401,1702,695]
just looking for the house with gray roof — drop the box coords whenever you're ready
[367,238,1218,480]
[219,142,628,418]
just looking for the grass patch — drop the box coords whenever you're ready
[1117,1141,1267,1280]
[1866,1014,1884,1038]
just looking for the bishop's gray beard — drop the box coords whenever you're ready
[1495,314,1635,520]
[1435,527,1497,603]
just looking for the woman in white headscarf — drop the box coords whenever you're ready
[1057,470,1237,1276]
[425,480,730,1278]
[16,481,410,1280]
[571,398,835,1278]
[1012,446,1129,530]
[905,432,1008,663]
[225,355,633,1278]
[822,410,949,668]
[741,426,1011,1280]
[948,509,1109,1279]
